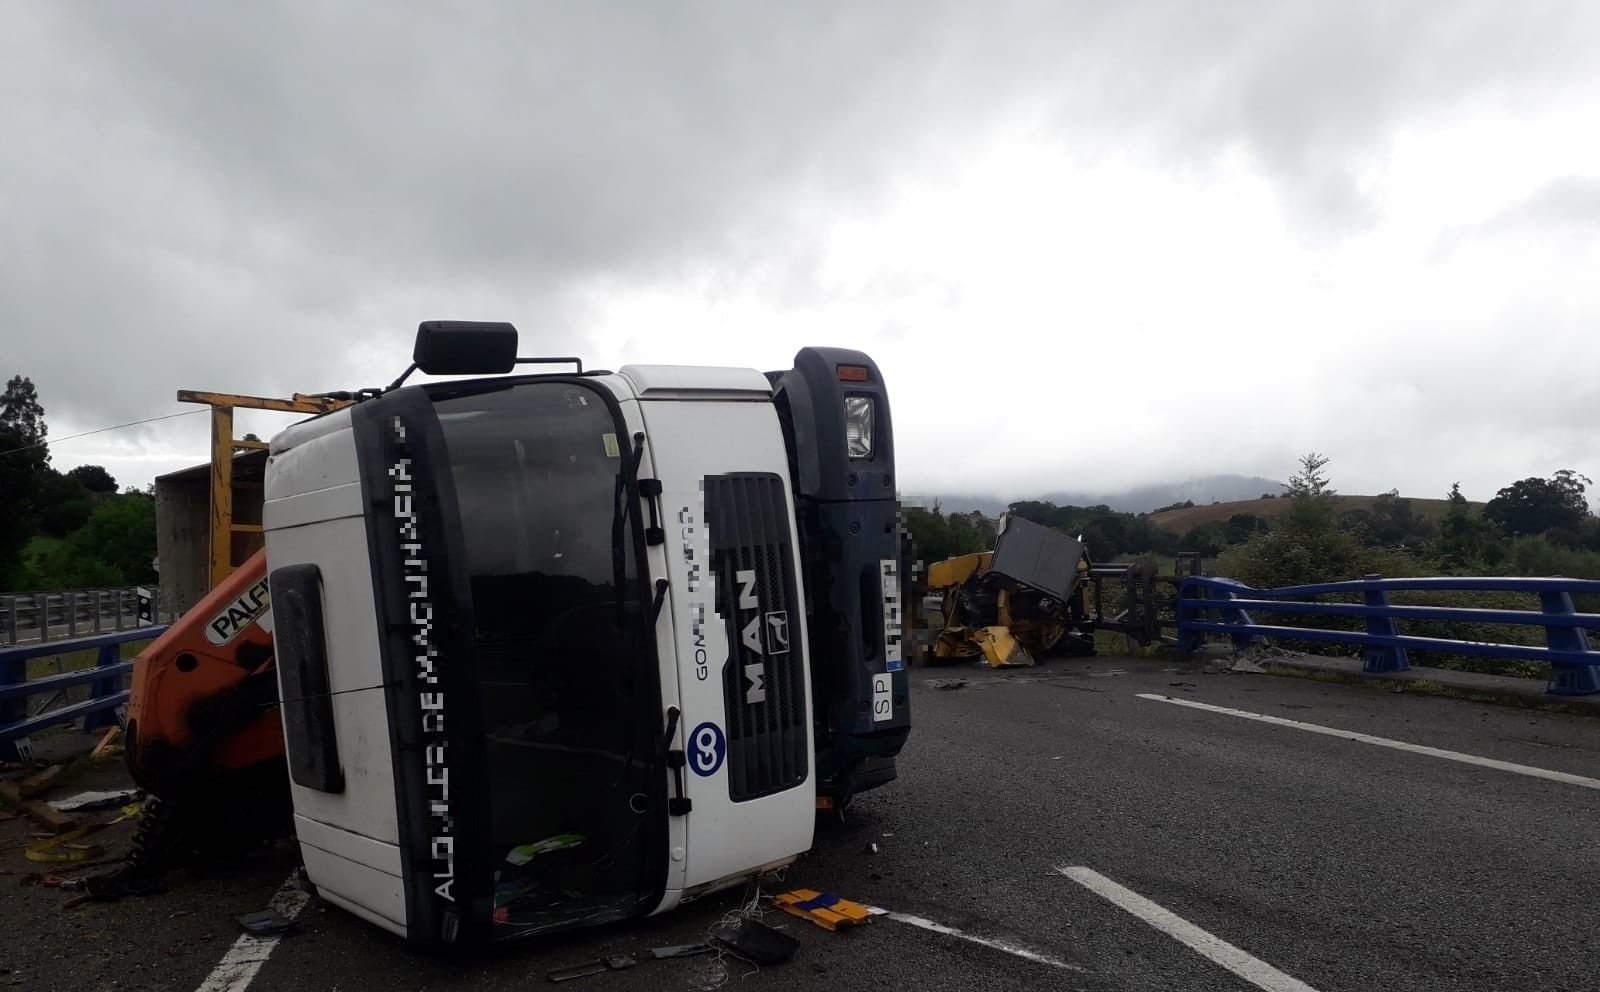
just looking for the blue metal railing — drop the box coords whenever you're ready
[0,627,167,761]
[1176,575,1600,696]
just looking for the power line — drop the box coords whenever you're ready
[0,408,208,458]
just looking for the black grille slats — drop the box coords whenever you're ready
[706,474,808,801]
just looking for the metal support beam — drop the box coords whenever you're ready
[1361,574,1410,672]
[210,405,235,589]
[1542,590,1599,695]
[180,388,354,590]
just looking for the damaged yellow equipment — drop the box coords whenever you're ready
[924,512,1098,667]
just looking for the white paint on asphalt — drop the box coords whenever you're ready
[878,910,1084,971]
[194,874,309,992]
[1058,867,1322,992]
[1137,693,1600,791]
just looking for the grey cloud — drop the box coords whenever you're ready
[3,1,1597,491]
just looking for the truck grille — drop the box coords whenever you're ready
[705,473,808,802]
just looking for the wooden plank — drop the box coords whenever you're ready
[90,726,122,758]
[0,780,80,833]
[19,762,65,798]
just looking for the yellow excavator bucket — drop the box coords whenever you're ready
[973,625,1034,668]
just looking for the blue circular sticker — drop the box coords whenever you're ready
[688,721,726,777]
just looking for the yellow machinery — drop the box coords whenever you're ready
[923,514,1096,668]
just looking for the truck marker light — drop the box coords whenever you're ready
[836,365,869,381]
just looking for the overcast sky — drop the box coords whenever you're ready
[3,1,1597,505]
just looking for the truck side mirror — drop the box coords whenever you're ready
[413,321,519,376]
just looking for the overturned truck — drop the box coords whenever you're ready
[119,322,912,947]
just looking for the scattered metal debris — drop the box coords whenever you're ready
[546,955,636,982]
[648,944,716,960]
[47,790,141,813]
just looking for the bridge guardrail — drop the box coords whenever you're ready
[0,587,169,645]
[0,626,167,762]
[1177,574,1600,697]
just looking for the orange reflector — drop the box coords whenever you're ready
[836,365,869,382]
[815,796,835,810]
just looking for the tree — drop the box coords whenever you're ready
[1436,482,1505,568]
[1283,452,1336,533]
[1485,472,1590,537]
[0,375,51,589]
[67,464,118,494]
[1285,452,1334,499]
[65,495,158,585]
[36,472,95,537]
[1183,521,1232,557]
[1225,513,1268,545]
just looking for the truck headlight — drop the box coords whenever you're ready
[844,396,874,459]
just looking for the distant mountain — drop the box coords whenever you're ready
[902,474,1287,516]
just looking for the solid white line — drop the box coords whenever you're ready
[194,874,310,992]
[1059,867,1320,992]
[1136,693,1600,791]
[878,911,1083,971]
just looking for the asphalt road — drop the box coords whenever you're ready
[5,657,1598,991]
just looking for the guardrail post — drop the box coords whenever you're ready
[1176,579,1203,653]
[1361,574,1409,672]
[84,641,124,730]
[1178,578,1256,653]
[1540,590,1599,696]
[0,648,24,761]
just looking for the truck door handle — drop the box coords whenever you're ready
[660,706,692,816]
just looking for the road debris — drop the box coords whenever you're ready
[90,727,123,759]
[772,889,875,932]
[546,955,636,982]
[0,780,80,833]
[17,763,67,798]
[932,679,969,691]
[649,944,715,960]
[238,910,296,936]
[24,824,108,864]
[714,919,799,964]
[22,801,141,863]
[47,790,140,813]
[864,842,879,855]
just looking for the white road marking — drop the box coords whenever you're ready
[1059,867,1321,992]
[875,910,1083,971]
[194,874,310,992]
[1136,693,1600,791]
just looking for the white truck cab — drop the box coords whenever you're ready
[261,323,908,946]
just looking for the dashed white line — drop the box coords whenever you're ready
[1137,693,1600,791]
[194,874,309,992]
[1059,867,1321,992]
[877,910,1083,971]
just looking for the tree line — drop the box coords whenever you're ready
[0,375,157,592]
[902,452,1600,588]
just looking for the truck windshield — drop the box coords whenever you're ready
[434,381,662,939]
